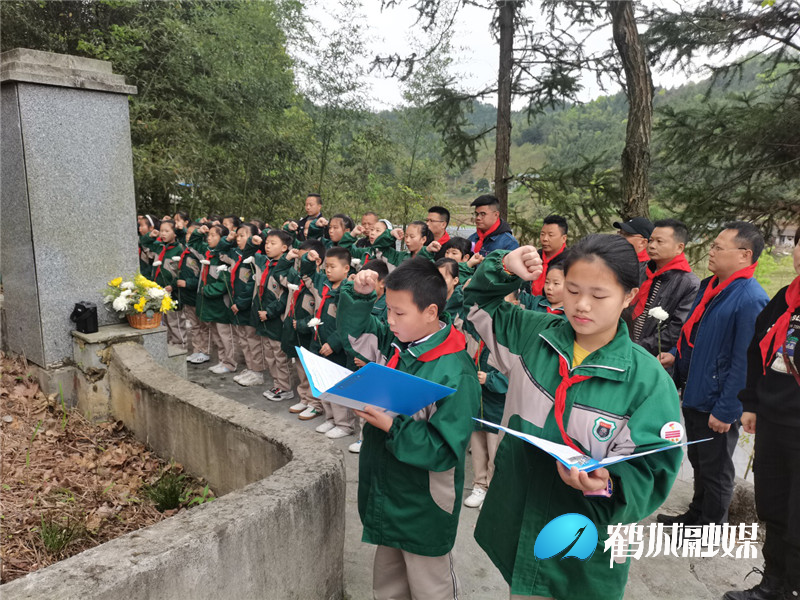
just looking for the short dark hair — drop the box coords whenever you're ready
[142,214,161,230]
[250,219,266,230]
[360,260,389,281]
[384,257,447,315]
[238,223,260,237]
[547,254,566,273]
[471,194,500,210]
[652,218,689,245]
[326,245,352,266]
[723,221,764,263]
[542,214,568,236]
[223,214,242,229]
[207,214,222,223]
[160,219,177,231]
[434,257,459,280]
[174,211,190,223]
[442,236,473,259]
[306,193,322,205]
[330,213,355,231]
[563,234,640,293]
[210,224,229,238]
[266,229,293,248]
[299,239,326,260]
[428,206,451,225]
[362,211,379,219]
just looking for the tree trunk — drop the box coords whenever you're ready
[494,0,515,220]
[608,0,653,220]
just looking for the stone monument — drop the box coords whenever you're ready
[1,48,138,367]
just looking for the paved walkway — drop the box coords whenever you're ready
[187,360,762,600]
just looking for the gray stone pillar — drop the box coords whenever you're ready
[1,48,138,367]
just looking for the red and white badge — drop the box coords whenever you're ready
[660,421,684,444]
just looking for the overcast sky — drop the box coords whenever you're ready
[304,0,713,112]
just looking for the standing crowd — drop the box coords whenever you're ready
[136,193,799,600]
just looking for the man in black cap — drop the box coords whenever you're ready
[468,195,519,256]
[614,216,654,283]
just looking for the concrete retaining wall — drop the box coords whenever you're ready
[2,342,345,600]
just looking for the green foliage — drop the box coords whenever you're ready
[142,470,186,512]
[39,514,81,556]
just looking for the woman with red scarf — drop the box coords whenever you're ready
[724,232,800,600]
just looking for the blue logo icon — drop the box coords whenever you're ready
[533,513,598,561]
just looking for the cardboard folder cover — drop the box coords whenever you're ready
[474,418,710,473]
[296,346,456,416]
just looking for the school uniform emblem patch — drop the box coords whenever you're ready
[592,417,616,442]
[660,421,684,443]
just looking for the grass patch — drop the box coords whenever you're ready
[142,470,186,512]
[39,515,81,556]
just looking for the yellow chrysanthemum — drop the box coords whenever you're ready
[108,277,123,287]
[160,296,174,312]
[134,297,147,313]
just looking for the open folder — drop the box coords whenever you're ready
[475,418,711,473]
[296,346,456,416]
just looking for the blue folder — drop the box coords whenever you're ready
[296,347,456,416]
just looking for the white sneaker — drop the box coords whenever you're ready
[464,488,487,508]
[288,402,308,414]
[315,420,335,434]
[348,440,362,454]
[325,426,352,440]
[298,406,323,420]
[189,352,211,364]
[262,387,295,402]
[233,369,251,383]
[186,353,199,362]
[237,371,264,387]
[209,363,233,374]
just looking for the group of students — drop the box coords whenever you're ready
[134,195,799,600]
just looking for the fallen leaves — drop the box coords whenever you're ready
[0,352,213,583]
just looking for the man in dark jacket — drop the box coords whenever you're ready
[624,218,700,356]
[467,195,518,256]
[658,221,769,527]
[296,193,323,242]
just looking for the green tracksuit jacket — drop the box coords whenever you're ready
[463,321,507,432]
[175,246,204,308]
[463,251,681,599]
[139,236,184,291]
[279,258,316,357]
[226,244,260,327]
[339,230,397,270]
[138,234,158,279]
[519,291,567,318]
[337,281,481,556]
[196,248,233,324]
[250,253,292,340]
[299,258,348,367]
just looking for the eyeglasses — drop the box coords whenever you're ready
[709,244,747,253]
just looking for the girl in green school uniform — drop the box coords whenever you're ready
[463,235,682,600]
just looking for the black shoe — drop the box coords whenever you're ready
[723,568,783,600]
[656,510,699,526]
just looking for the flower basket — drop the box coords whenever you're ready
[127,312,163,330]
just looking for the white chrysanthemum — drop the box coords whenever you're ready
[120,281,134,290]
[147,287,166,299]
[152,260,162,267]
[216,264,229,272]
[243,257,254,264]
[286,283,299,292]
[351,258,361,267]
[200,259,211,265]
[120,289,133,298]
[648,306,669,322]
[171,256,181,262]
[307,318,322,328]
[112,296,129,312]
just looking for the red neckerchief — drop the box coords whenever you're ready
[289,281,305,317]
[759,276,800,374]
[474,340,485,367]
[364,254,370,265]
[201,250,213,284]
[258,259,277,297]
[637,248,650,263]
[438,232,451,245]
[532,243,566,295]
[677,262,758,356]
[154,244,176,279]
[386,326,467,369]
[630,253,692,320]
[177,248,192,272]
[230,255,243,288]
[313,285,331,340]
[546,306,564,315]
[473,219,502,254]
[555,354,592,453]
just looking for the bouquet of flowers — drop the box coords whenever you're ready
[103,274,177,317]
